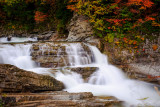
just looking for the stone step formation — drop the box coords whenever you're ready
[31,42,94,68]
[0,64,64,93]
[1,91,121,107]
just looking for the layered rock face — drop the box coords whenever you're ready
[1,91,121,107]
[31,42,93,68]
[103,35,160,85]
[0,64,64,92]
[66,13,94,41]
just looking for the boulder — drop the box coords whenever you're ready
[66,67,99,80]
[0,64,64,92]
[66,13,94,41]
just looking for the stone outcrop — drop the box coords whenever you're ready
[1,91,121,107]
[118,64,160,84]
[66,67,98,80]
[66,13,94,41]
[0,64,64,92]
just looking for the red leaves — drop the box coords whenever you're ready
[130,8,140,13]
[127,0,154,8]
[34,11,48,23]
[138,19,144,23]
[105,18,131,26]
[143,0,154,8]
[108,27,111,29]
[145,16,155,21]
[67,5,77,11]
[114,0,121,3]
[68,0,79,3]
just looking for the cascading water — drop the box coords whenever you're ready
[0,40,160,106]
[0,44,52,75]
[55,44,160,106]
[0,44,36,69]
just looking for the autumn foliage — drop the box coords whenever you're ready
[0,0,159,37]
[34,11,47,23]
[67,0,159,34]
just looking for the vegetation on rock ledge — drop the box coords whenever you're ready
[0,0,159,47]
[67,0,159,50]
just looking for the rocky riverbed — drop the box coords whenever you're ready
[1,91,121,107]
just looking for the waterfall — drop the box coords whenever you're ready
[55,43,160,106]
[0,44,36,69]
[0,41,160,106]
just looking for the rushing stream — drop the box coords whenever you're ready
[0,39,160,106]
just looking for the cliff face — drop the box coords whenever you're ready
[66,13,94,41]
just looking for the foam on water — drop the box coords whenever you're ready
[0,37,37,43]
[0,42,160,106]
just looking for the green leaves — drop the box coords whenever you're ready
[138,97,149,100]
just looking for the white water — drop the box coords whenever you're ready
[0,37,37,43]
[0,42,160,106]
[0,44,51,75]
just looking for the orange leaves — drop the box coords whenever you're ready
[143,0,154,8]
[105,18,131,27]
[152,44,158,51]
[127,0,154,8]
[138,19,144,23]
[34,11,47,23]
[68,0,79,3]
[67,0,80,11]
[145,16,155,21]
[152,21,160,27]
[66,5,77,11]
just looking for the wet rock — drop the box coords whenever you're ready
[87,38,104,51]
[66,67,99,80]
[7,36,12,41]
[1,91,122,107]
[31,42,93,68]
[0,64,64,93]
[118,64,160,85]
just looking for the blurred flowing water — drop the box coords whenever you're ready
[0,38,160,106]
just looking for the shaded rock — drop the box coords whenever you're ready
[118,64,160,85]
[1,91,122,107]
[0,64,64,93]
[37,31,54,41]
[66,67,98,80]
[7,36,12,41]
